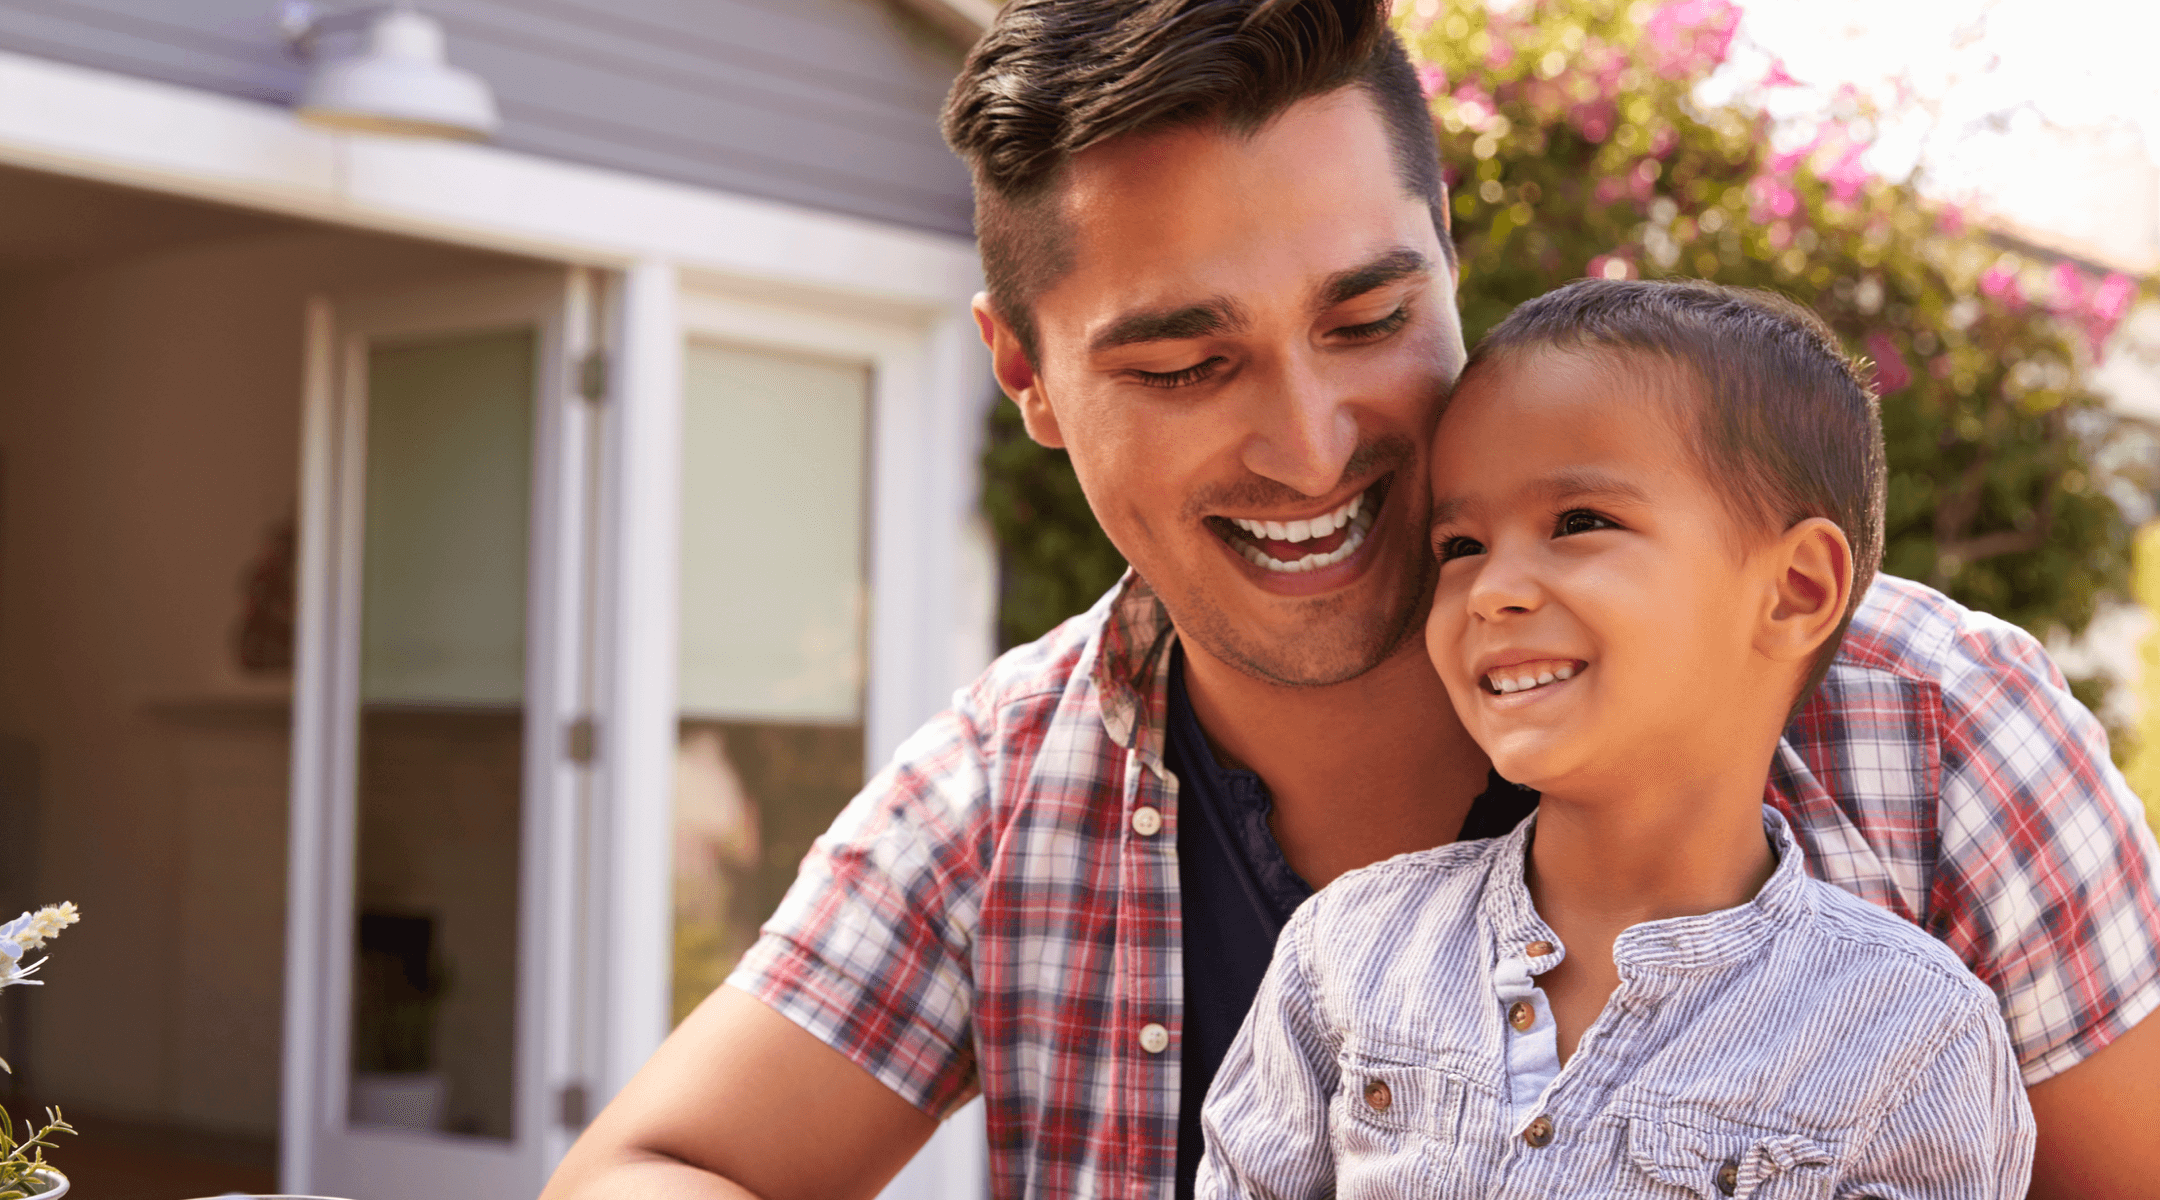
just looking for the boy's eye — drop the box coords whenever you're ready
[1434,534,1485,562]
[1554,510,1616,537]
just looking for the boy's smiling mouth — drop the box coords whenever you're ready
[1207,477,1389,575]
[1480,657,1588,696]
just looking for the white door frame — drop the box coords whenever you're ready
[285,268,598,1198]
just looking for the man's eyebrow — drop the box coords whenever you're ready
[1317,248,1433,311]
[1088,298,1251,354]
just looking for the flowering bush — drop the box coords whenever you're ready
[981,0,2145,677]
[1406,0,2142,647]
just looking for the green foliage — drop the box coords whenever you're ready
[978,0,2145,649]
[981,399,1127,649]
[0,1104,72,1198]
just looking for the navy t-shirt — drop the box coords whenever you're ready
[1166,644,1538,1199]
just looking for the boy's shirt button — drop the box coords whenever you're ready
[1525,940,1556,957]
[1523,1115,1555,1148]
[1131,805,1163,836]
[1716,1160,1740,1195]
[1508,1001,1536,1032]
[1362,1079,1392,1112]
[1138,1022,1169,1054]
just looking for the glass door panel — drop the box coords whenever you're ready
[348,330,535,1139]
[672,341,870,1023]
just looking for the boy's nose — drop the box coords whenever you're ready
[1467,546,1543,619]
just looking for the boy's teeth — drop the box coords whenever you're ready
[1487,662,1578,694]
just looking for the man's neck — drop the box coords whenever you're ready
[1179,634,1491,888]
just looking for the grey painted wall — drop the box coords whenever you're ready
[0,0,977,237]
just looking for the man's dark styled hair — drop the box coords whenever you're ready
[942,0,1449,365]
[1461,278,1887,702]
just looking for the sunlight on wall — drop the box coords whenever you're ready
[2126,522,2160,835]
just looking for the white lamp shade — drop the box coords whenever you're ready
[297,8,499,140]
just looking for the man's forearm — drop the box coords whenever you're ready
[542,1149,766,1200]
[2024,1006,2160,1199]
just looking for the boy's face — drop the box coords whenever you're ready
[979,89,1464,687]
[1422,348,1787,798]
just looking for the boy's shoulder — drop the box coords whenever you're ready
[1786,868,2000,1015]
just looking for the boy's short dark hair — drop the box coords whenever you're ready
[1461,278,1887,702]
[941,0,1449,365]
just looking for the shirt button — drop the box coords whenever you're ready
[1508,1001,1536,1032]
[1716,1160,1739,1195]
[1522,1115,1555,1148]
[1131,805,1163,837]
[1525,940,1556,957]
[1362,1078,1392,1111]
[1138,1022,1170,1054]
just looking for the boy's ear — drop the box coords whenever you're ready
[1756,517,1854,666]
[973,292,1065,449]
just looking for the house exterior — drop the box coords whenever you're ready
[0,1,999,1196]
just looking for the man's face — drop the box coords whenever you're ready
[982,89,1464,687]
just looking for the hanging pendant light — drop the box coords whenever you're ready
[283,3,500,141]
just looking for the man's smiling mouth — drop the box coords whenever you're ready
[1207,477,1388,575]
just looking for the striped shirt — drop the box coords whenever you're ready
[1195,809,2036,1199]
[729,573,2160,1200]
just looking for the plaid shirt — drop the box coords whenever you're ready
[730,572,2160,1200]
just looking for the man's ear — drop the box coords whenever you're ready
[973,293,1064,449]
[1756,517,1854,665]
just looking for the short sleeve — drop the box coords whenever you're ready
[1929,609,2160,1083]
[727,698,993,1118]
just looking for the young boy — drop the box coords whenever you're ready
[1195,279,2035,1198]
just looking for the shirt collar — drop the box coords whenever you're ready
[1484,806,1814,975]
[1089,570,1178,767]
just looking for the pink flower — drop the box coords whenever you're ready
[1594,177,1628,205]
[2084,273,2139,356]
[1820,142,1871,204]
[1930,355,1955,381]
[1762,58,1801,88]
[1866,332,1911,394]
[2048,263,2089,315]
[1643,0,1741,79]
[1488,36,1517,71]
[2091,273,2137,324]
[1748,176,1799,222]
[1979,264,2025,308]
[1586,254,1638,280]
[1936,204,1967,237]
[1417,63,1448,98]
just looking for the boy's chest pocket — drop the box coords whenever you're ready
[1626,1114,1838,1200]
[1330,1053,1473,1194]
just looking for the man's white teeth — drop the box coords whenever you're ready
[1237,503,1375,573]
[1231,491,1364,545]
[1489,663,1577,694]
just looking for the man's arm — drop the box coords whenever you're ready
[540,985,938,1200]
[2025,1007,2160,1200]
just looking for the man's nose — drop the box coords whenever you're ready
[1239,356,1359,497]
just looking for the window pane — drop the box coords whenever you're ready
[349,329,532,1140]
[674,341,869,1024]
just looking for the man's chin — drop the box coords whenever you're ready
[1160,544,1432,690]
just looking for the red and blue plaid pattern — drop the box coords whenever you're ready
[731,573,2160,1200]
